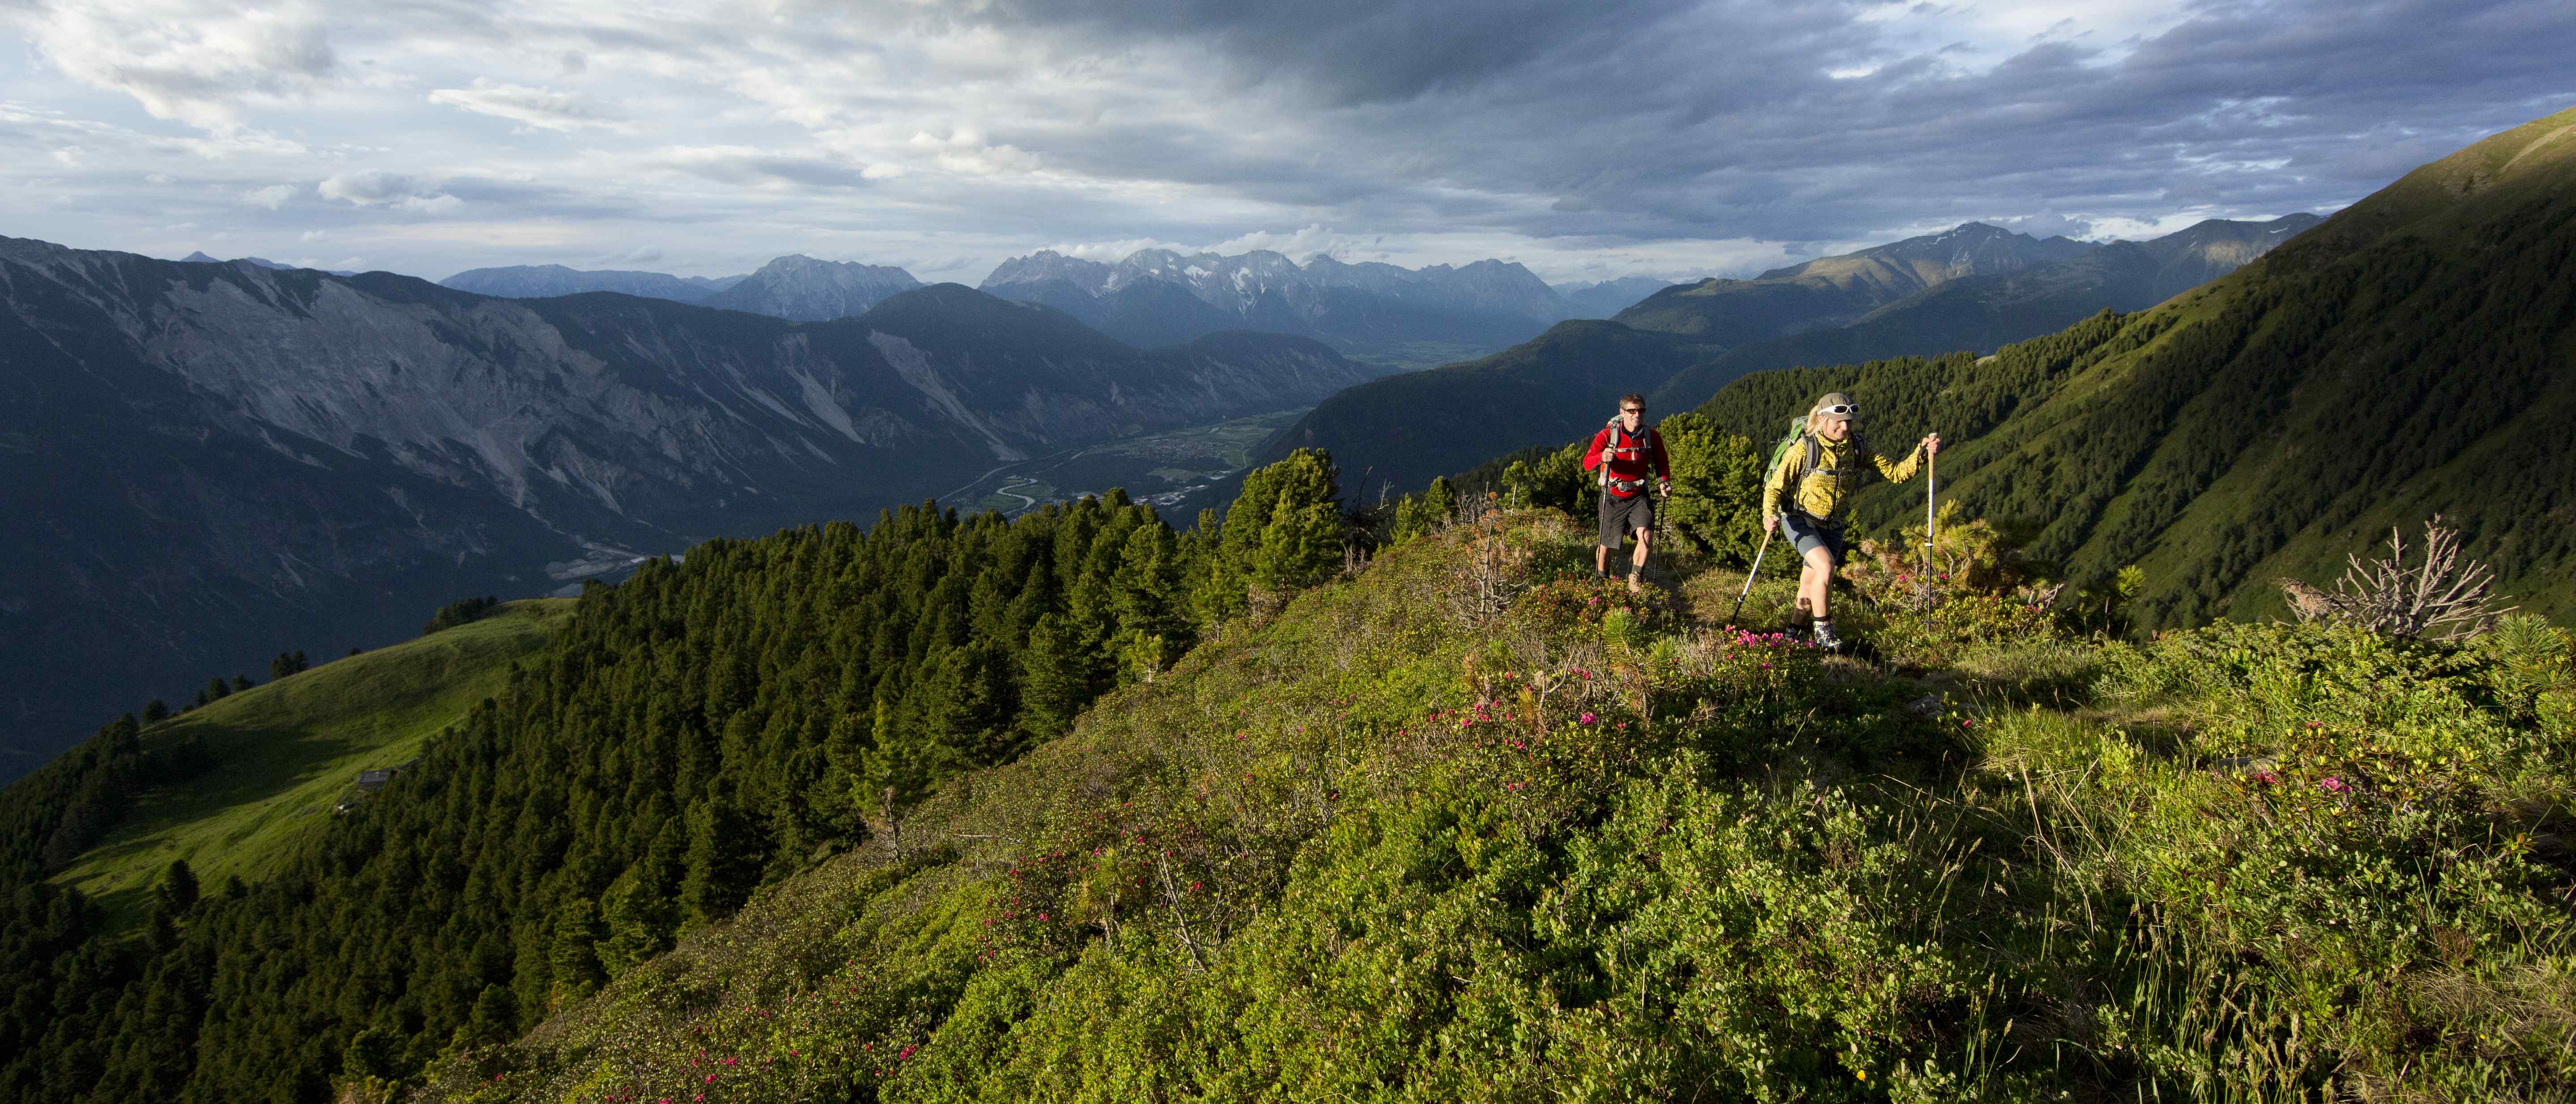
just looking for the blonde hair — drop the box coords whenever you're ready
[1804,393,1856,437]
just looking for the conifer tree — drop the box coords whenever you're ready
[547,897,606,1003]
[1018,613,1090,739]
[153,859,199,915]
[141,699,169,724]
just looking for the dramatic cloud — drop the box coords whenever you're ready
[1,0,2570,284]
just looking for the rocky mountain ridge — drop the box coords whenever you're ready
[0,239,1379,779]
[438,263,749,302]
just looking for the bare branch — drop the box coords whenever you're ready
[2274,516,2518,639]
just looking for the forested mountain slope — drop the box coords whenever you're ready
[44,600,572,924]
[1688,106,2576,628]
[1612,221,2093,341]
[1646,214,2321,410]
[0,240,1373,781]
[0,450,1358,1102]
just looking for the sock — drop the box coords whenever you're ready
[1813,618,1834,638]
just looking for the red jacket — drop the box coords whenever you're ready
[1582,421,1669,498]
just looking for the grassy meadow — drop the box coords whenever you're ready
[53,598,573,923]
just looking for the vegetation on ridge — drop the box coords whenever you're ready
[400,503,2572,1103]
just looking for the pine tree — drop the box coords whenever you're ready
[140,699,169,724]
[547,897,606,1004]
[153,859,199,915]
[1018,613,1090,740]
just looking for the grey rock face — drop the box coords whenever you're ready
[0,239,1375,780]
[438,264,747,302]
[700,254,925,321]
[980,246,1578,357]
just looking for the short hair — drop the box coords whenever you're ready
[1620,393,1647,410]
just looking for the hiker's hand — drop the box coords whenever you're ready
[1922,433,1940,457]
[1658,478,1671,498]
[1763,516,1779,535]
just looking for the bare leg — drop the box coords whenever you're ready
[1798,545,1835,622]
[1631,528,1652,575]
[1595,543,1610,574]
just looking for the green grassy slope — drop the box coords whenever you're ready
[1691,105,2576,630]
[418,512,2576,1103]
[50,599,572,920]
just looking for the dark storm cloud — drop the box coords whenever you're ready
[948,0,2576,247]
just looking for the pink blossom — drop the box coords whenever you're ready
[2321,777,2351,794]
[1578,712,1597,724]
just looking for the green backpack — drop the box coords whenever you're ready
[1766,416,1818,482]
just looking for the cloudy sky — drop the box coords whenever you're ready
[3,0,2570,286]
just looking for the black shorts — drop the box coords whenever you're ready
[1779,511,1845,563]
[1598,491,1655,547]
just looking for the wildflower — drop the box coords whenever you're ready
[2321,777,2351,794]
[899,1045,917,1060]
[1578,712,1597,724]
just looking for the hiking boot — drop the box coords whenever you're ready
[1812,620,1843,651]
[1626,570,1643,594]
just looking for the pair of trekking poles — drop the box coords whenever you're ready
[1728,434,1937,624]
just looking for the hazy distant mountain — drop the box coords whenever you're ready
[982,248,1578,360]
[700,254,925,321]
[182,251,357,276]
[438,264,749,303]
[1613,223,2096,343]
[1554,276,1678,318]
[0,240,1380,779]
[1647,214,2325,408]
[1258,216,2317,497]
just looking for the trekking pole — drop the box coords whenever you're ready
[1729,526,1772,625]
[1921,436,1937,611]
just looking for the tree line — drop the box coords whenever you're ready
[0,449,1391,1104]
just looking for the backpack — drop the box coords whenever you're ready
[1767,416,1818,483]
[1596,418,1662,491]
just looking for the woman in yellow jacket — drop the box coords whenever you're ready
[1760,392,1939,649]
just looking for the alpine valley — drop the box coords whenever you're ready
[0,244,1381,779]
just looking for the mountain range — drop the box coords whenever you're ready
[442,253,927,320]
[979,248,1682,362]
[1258,215,2317,497]
[0,245,1381,780]
[437,263,748,302]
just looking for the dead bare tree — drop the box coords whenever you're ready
[2276,516,2517,640]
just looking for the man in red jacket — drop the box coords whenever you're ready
[1582,393,1671,590]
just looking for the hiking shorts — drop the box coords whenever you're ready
[1779,511,1846,563]
[1599,491,1655,548]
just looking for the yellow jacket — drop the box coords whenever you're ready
[1762,433,1923,525]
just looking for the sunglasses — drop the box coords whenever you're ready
[1818,403,1860,416]
[1621,407,1645,415]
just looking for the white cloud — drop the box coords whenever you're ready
[427,78,631,133]
[318,170,461,214]
[9,0,338,131]
[0,0,2565,287]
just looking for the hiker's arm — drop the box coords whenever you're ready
[1760,448,1795,520]
[1650,431,1671,482]
[1874,440,1926,483]
[1580,428,1611,472]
